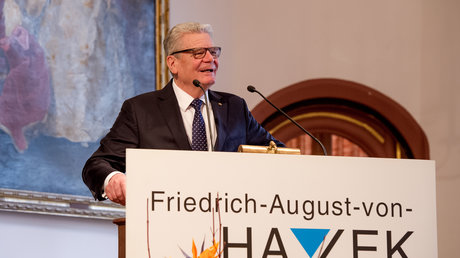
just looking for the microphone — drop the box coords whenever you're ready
[247,85,328,156]
[192,79,214,151]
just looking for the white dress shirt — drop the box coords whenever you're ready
[171,80,217,151]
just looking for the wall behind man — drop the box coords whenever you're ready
[0,211,118,258]
[170,0,460,257]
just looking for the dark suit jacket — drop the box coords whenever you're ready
[82,80,284,200]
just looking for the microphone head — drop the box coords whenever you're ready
[247,85,256,93]
[192,79,201,88]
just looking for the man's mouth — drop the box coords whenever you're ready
[200,69,215,73]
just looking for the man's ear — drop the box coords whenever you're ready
[166,55,178,75]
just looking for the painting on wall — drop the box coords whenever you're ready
[0,0,159,202]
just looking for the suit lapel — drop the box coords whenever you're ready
[157,81,191,150]
[209,90,228,151]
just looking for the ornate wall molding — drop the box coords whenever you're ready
[0,188,125,220]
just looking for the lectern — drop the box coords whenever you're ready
[117,149,437,257]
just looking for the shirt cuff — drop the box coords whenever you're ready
[101,171,123,199]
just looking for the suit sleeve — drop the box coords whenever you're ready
[82,100,139,200]
[243,99,285,147]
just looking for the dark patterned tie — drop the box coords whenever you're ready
[190,99,208,151]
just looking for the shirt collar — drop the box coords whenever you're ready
[172,80,209,112]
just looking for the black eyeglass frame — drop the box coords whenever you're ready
[170,47,222,59]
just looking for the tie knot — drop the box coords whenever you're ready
[190,99,203,111]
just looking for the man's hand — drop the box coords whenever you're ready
[105,173,126,206]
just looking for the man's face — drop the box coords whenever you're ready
[168,33,219,90]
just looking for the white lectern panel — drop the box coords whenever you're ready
[126,149,436,258]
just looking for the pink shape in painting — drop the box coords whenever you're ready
[0,4,50,152]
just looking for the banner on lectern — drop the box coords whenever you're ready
[126,149,437,257]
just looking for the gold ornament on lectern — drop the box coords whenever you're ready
[238,141,300,155]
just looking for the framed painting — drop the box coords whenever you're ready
[0,0,169,219]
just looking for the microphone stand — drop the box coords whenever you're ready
[247,85,328,156]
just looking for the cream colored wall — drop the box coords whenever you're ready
[0,211,118,258]
[171,0,460,257]
[420,0,460,256]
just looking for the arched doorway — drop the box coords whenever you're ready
[251,78,429,159]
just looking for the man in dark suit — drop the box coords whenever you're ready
[82,22,283,205]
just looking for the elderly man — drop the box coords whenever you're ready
[82,22,283,205]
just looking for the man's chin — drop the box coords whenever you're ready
[199,78,216,88]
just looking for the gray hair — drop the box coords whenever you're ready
[163,22,213,56]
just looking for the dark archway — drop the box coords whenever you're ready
[251,78,429,159]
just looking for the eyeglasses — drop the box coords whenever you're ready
[170,47,222,59]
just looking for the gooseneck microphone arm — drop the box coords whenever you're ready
[192,79,214,151]
[247,85,328,156]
